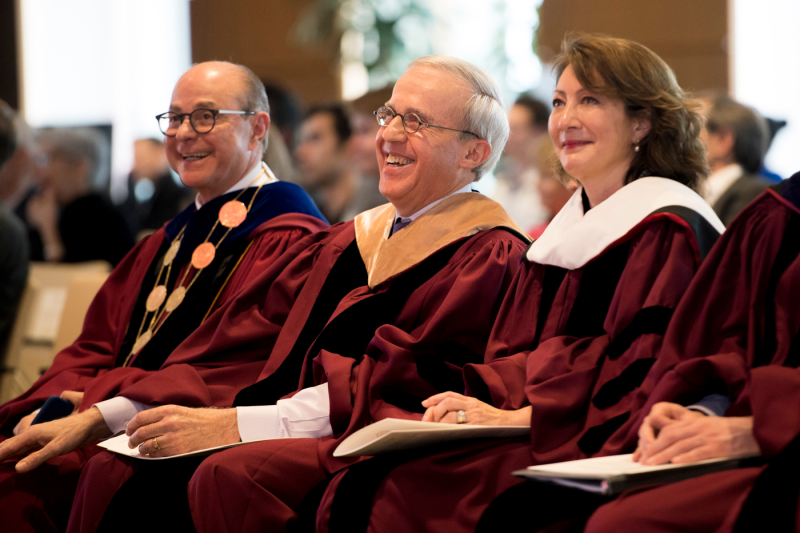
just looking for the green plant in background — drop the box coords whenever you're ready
[293,0,545,102]
[294,0,434,91]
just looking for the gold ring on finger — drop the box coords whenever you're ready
[153,437,160,451]
[456,410,467,424]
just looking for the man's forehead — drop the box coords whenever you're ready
[389,67,470,120]
[170,66,241,110]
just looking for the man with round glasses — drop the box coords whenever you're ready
[0,60,328,531]
[61,55,531,532]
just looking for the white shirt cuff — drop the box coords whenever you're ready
[236,383,333,442]
[94,397,152,434]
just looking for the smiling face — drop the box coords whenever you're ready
[549,65,645,193]
[377,66,485,216]
[165,63,268,203]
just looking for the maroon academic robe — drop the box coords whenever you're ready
[174,193,529,533]
[0,181,328,533]
[586,178,800,533]
[326,177,724,533]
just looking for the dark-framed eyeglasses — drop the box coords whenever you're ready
[374,106,478,137]
[155,109,256,136]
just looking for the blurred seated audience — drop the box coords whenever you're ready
[491,95,550,229]
[295,103,359,223]
[699,93,771,226]
[121,138,192,236]
[339,86,391,221]
[263,124,298,184]
[0,100,29,357]
[0,109,34,213]
[262,82,304,154]
[527,140,577,238]
[21,127,135,265]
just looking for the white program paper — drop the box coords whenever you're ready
[333,418,529,457]
[524,453,758,479]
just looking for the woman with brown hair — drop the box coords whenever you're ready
[312,34,724,533]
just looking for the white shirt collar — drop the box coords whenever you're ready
[194,162,278,210]
[527,177,725,269]
[703,163,743,206]
[394,182,474,223]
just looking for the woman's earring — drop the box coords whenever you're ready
[634,142,640,152]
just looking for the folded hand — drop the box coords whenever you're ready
[420,391,531,426]
[634,402,759,465]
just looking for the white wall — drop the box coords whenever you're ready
[731,0,800,178]
[19,0,191,200]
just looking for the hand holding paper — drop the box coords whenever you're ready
[125,405,240,457]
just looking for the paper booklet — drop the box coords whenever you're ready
[333,418,529,457]
[513,453,763,496]
[98,433,261,461]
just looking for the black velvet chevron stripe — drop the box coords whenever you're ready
[784,330,800,370]
[650,205,721,260]
[606,306,674,360]
[759,212,800,369]
[327,451,419,533]
[577,412,630,456]
[733,432,800,533]
[591,358,657,409]
[234,240,368,407]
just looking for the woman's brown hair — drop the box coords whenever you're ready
[551,33,708,190]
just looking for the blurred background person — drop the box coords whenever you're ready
[121,138,192,238]
[339,85,391,221]
[492,95,551,229]
[0,100,29,358]
[527,139,577,238]
[262,82,304,154]
[294,103,357,223]
[22,127,135,265]
[0,109,34,215]
[699,92,772,226]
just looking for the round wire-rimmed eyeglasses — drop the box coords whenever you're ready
[374,106,478,137]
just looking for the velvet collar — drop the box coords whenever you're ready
[354,192,528,289]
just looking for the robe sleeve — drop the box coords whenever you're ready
[78,218,329,411]
[311,230,527,438]
[0,234,164,431]
[749,367,800,456]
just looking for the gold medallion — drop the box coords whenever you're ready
[165,286,186,312]
[132,329,153,354]
[219,200,247,228]
[164,240,181,266]
[165,287,186,313]
[146,285,167,312]
[191,242,216,269]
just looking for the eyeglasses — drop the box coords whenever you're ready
[155,109,256,136]
[374,106,478,137]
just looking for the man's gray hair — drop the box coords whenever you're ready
[234,62,270,155]
[407,56,509,180]
[36,127,109,189]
